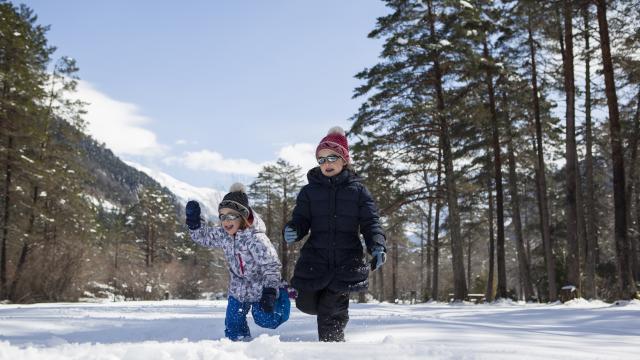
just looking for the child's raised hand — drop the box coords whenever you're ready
[185,200,202,230]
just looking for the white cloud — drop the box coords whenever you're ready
[76,80,167,157]
[175,139,199,146]
[164,150,266,176]
[164,143,317,178]
[277,143,317,171]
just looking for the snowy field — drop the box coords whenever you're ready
[0,299,639,360]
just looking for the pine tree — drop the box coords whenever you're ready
[352,0,471,300]
[580,1,598,299]
[250,159,302,280]
[0,3,54,300]
[595,0,637,299]
[560,0,581,295]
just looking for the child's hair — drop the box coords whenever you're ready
[344,163,356,174]
[238,216,250,230]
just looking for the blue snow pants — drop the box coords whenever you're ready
[224,287,291,340]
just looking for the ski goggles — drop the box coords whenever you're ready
[317,155,341,165]
[219,213,242,221]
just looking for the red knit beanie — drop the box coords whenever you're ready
[316,126,350,164]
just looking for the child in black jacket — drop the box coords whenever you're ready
[283,126,386,342]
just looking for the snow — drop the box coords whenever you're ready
[83,194,119,212]
[20,154,35,164]
[459,0,474,9]
[0,300,638,359]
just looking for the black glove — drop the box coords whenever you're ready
[185,200,201,230]
[260,287,277,313]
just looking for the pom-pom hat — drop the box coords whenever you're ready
[316,126,350,164]
[218,182,251,220]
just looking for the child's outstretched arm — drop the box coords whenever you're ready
[358,186,386,253]
[189,225,227,248]
[185,200,226,248]
[284,188,311,242]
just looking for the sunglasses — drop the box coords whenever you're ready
[317,155,341,165]
[219,213,242,221]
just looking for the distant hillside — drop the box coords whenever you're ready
[77,135,177,210]
[73,127,224,220]
[125,161,224,221]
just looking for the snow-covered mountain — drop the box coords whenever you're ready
[125,161,224,221]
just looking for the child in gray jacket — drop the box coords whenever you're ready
[186,183,290,341]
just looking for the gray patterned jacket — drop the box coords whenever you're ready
[189,213,281,303]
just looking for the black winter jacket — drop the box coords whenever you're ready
[286,167,386,292]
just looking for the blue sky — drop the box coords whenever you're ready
[23,0,388,190]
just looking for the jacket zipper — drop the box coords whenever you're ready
[237,254,245,275]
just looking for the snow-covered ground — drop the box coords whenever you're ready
[0,299,638,359]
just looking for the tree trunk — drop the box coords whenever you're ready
[596,0,637,299]
[420,206,425,299]
[563,0,581,295]
[483,38,507,299]
[145,223,151,267]
[582,4,598,299]
[392,232,398,302]
[636,186,640,282]
[524,177,532,263]
[266,188,273,247]
[467,229,472,292]
[1,135,12,300]
[504,93,536,301]
[625,90,640,282]
[426,197,433,301]
[432,148,443,300]
[528,14,558,301]
[9,242,28,302]
[9,179,41,301]
[486,177,495,302]
[281,181,290,281]
[429,0,467,300]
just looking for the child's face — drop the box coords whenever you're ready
[317,149,346,177]
[219,208,242,236]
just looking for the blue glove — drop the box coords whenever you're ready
[371,245,386,271]
[185,200,201,230]
[260,287,277,313]
[283,225,297,244]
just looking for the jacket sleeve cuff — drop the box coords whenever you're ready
[368,234,386,254]
[264,275,281,290]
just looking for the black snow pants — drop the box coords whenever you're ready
[296,288,349,342]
